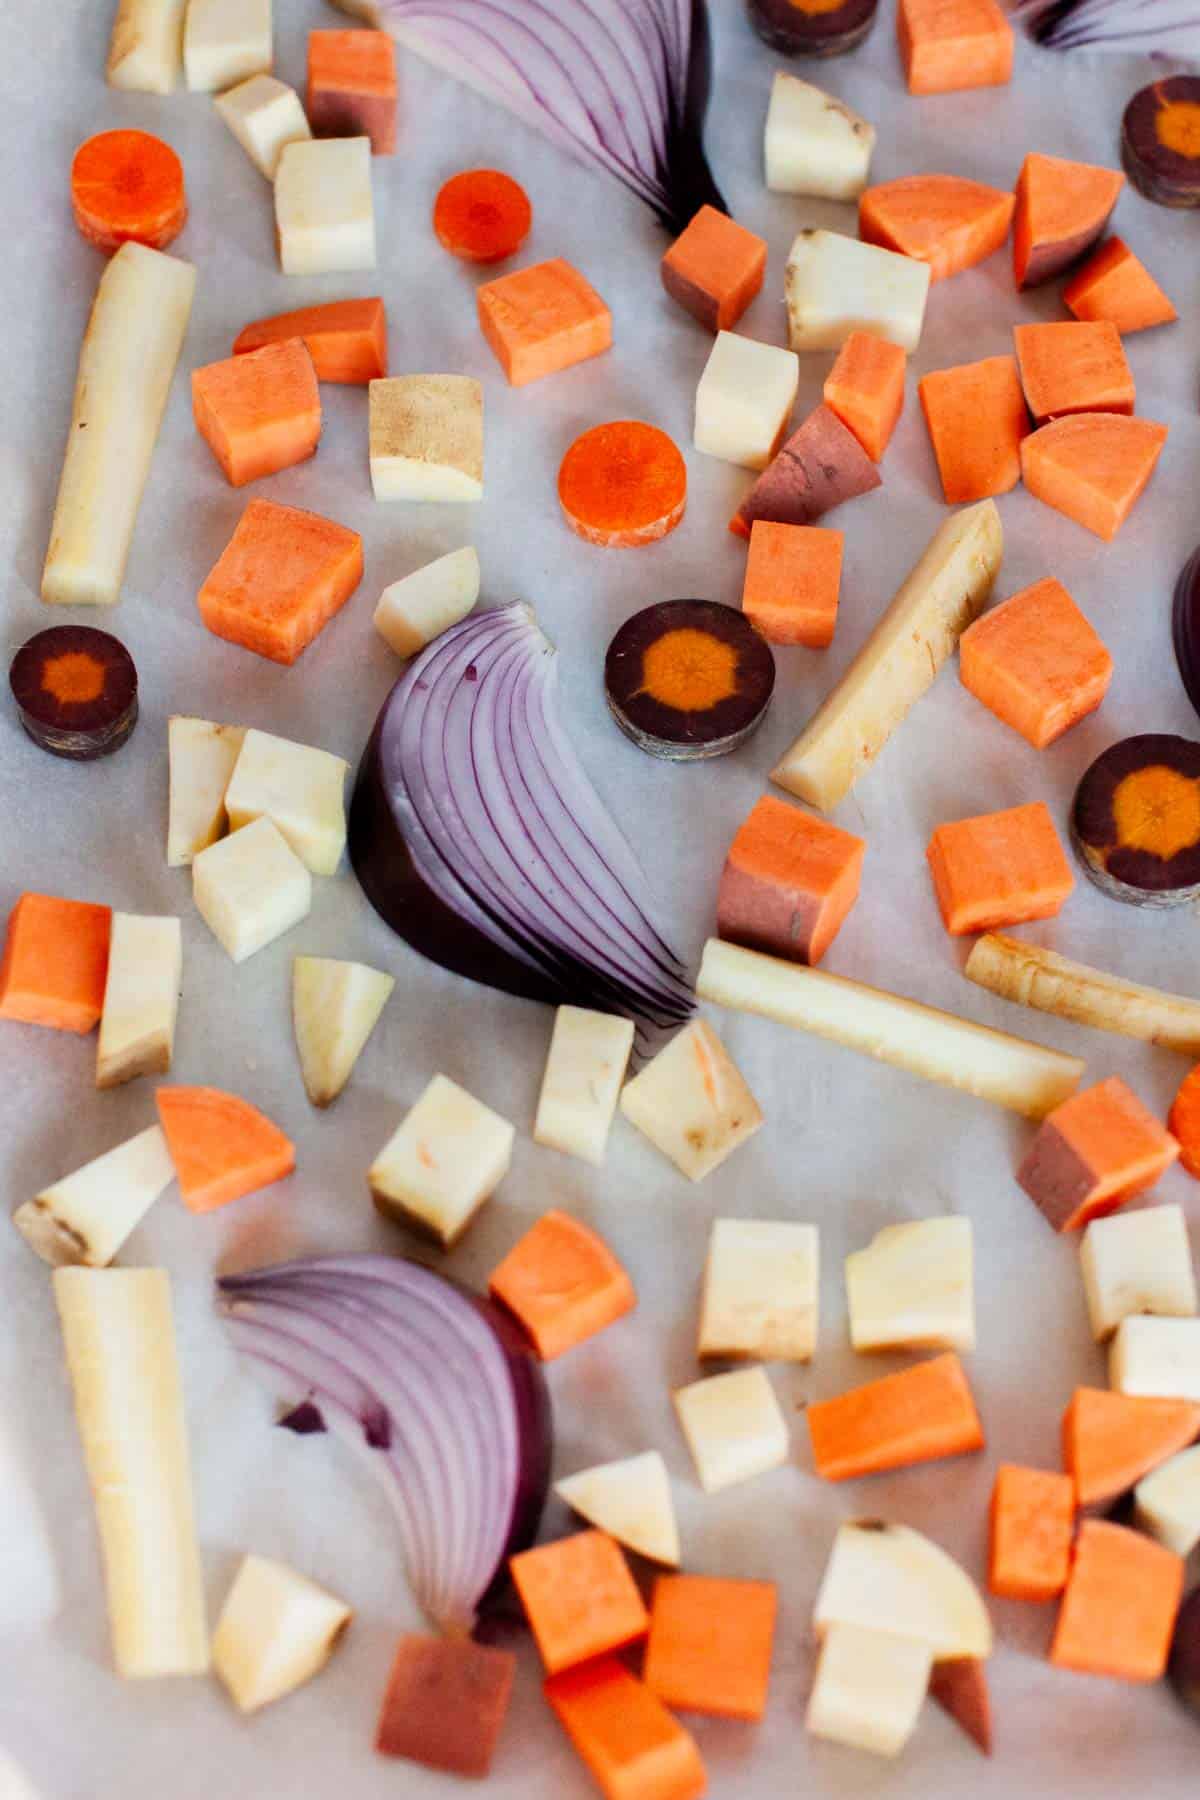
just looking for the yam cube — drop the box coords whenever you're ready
[192,817,311,963]
[510,1531,648,1674]
[1064,237,1177,336]
[959,577,1112,749]
[1135,1445,1200,1557]
[555,1454,680,1568]
[741,522,843,648]
[785,229,930,354]
[368,1073,514,1247]
[184,0,271,92]
[213,1554,352,1714]
[764,72,875,200]
[730,403,881,537]
[0,892,111,1033]
[1020,414,1168,542]
[987,1464,1074,1601]
[214,75,310,181]
[197,498,363,666]
[698,1217,819,1363]
[823,331,906,462]
[167,719,245,866]
[369,375,483,502]
[807,1623,931,1758]
[859,174,1015,283]
[545,1659,706,1800]
[375,1634,515,1776]
[643,1575,777,1720]
[661,205,766,333]
[693,331,799,471]
[307,30,396,156]
[1013,154,1125,290]
[533,1006,635,1166]
[224,728,348,875]
[1050,1520,1183,1682]
[897,0,1013,95]
[845,1216,975,1354]
[1080,1204,1198,1341]
[926,802,1074,935]
[1062,1387,1200,1508]
[716,793,863,965]
[807,1353,984,1480]
[618,1019,763,1182]
[1111,1316,1200,1401]
[192,339,321,489]
[918,355,1030,503]
[96,912,182,1088]
[1019,1077,1180,1233]
[488,1210,635,1361]
[476,258,611,387]
[672,1366,789,1493]
[373,546,480,658]
[275,137,376,276]
[929,1659,993,1757]
[1013,320,1135,425]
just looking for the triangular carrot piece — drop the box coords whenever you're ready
[1013,153,1124,289]
[860,175,1014,283]
[930,1658,992,1756]
[1021,413,1168,541]
[156,1085,295,1213]
[1063,1387,1200,1507]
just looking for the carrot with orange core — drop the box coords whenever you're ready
[558,421,686,548]
[155,1085,295,1212]
[488,1210,635,1360]
[807,1351,984,1481]
[233,298,387,384]
[1064,1387,1200,1506]
[0,893,111,1034]
[510,1530,648,1674]
[71,129,187,254]
[988,1464,1075,1601]
[859,175,1014,283]
[1064,238,1177,335]
[822,332,906,463]
[433,169,532,264]
[1051,1520,1184,1682]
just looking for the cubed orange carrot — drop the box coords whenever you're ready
[1018,1077,1180,1233]
[661,205,767,333]
[488,1209,635,1361]
[197,498,363,666]
[1013,154,1125,290]
[959,577,1113,749]
[192,338,322,488]
[1021,412,1168,542]
[156,1086,296,1213]
[642,1575,776,1721]
[0,892,111,1034]
[1051,1520,1184,1682]
[1063,1387,1200,1507]
[1063,237,1177,336]
[897,0,1013,95]
[233,298,388,385]
[477,259,611,387]
[510,1531,649,1675]
[988,1464,1075,1601]
[859,175,1014,283]
[807,1352,985,1481]
[545,1658,707,1800]
[741,521,843,648]
[822,331,906,463]
[375,1635,516,1776]
[1013,321,1135,426]
[918,355,1030,503]
[307,29,397,155]
[926,802,1074,936]
[717,793,863,966]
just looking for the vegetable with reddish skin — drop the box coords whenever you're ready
[729,403,880,538]
[1169,1586,1200,1719]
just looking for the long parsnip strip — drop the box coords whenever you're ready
[771,500,1003,813]
[965,933,1200,1056]
[697,938,1083,1119]
[107,0,187,93]
[54,1268,208,1677]
[42,244,195,607]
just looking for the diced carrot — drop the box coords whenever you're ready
[1063,1387,1200,1507]
[510,1530,648,1675]
[717,792,864,966]
[477,259,611,387]
[661,205,767,333]
[642,1575,776,1721]
[156,1085,296,1213]
[1019,1078,1180,1233]
[192,339,322,488]
[0,892,111,1034]
[1050,1519,1184,1682]
[557,421,687,549]
[926,802,1074,936]
[1013,321,1135,426]
[375,1635,516,1777]
[729,403,881,539]
[307,29,397,155]
[897,0,1013,95]
[1063,237,1177,336]
[988,1464,1075,1601]
[233,299,388,385]
[822,332,906,463]
[959,577,1113,749]
[433,169,532,264]
[545,1658,707,1800]
[70,128,187,255]
[929,1659,992,1756]
[488,1209,636,1361]
[1021,412,1168,541]
[807,1352,984,1481]
[1168,1065,1200,1178]
[1012,153,1125,289]
[918,355,1030,503]
[197,498,363,666]
[859,175,1014,282]
[741,521,843,648]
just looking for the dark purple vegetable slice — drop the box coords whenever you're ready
[746,0,879,57]
[605,599,775,761]
[1173,546,1200,721]
[1011,1,1200,53]
[1169,1585,1200,1720]
[1122,77,1200,207]
[9,625,137,760]
[1071,734,1200,908]
[218,1255,552,1635]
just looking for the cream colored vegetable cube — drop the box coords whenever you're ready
[698,1219,819,1362]
[807,1623,931,1758]
[96,913,182,1089]
[785,229,930,354]
[215,74,310,180]
[1110,1315,1200,1401]
[224,729,349,876]
[672,1366,789,1493]
[373,546,481,657]
[534,1006,636,1167]
[765,73,875,199]
[193,817,312,963]
[369,1074,514,1247]
[693,331,800,471]
[213,1554,351,1714]
[555,1452,680,1567]
[107,0,186,94]
[1135,1445,1200,1557]
[275,138,376,276]
[166,717,245,867]
[845,1217,975,1354]
[619,1019,763,1182]
[1080,1204,1198,1342]
[13,1125,174,1269]
[184,0,271,92]
[813,1520,993,1660]
[369,377,484,502]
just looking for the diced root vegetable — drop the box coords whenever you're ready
[619,1019,763,1182]
[555,1454,680,1567]
[785,228,931,354]
[643,1575,776,1721]
[369,1074,514,1247]
[1013,153,1125,290]
[740,523,844,650]
[192,339,321,488]
[13,1124,174,1269]
[965,933,1200,1054]
[1111,1316,1200,1401]
[1018,1077,1180,1233]
[1170,1064,1200,1175]
[925,802,1074,936]
[544,1658,706,1800]
[369,375,483,502]
[807,1623,932,1757]
[0,892,112,1034]
[699,1218,819,1362]
[823,331,906,463]
[1013,320,1135,425]
[166,718,246,867]
[814,1520,994,1660]
[291,958,394,1107]
[717,791,863,965]
[307,29,397,156]
[214,75,311,181]
[1080,1205,1198,1341]
[532,1006,635,1166]
[1062,1386,1200,1508]
[730,403,880,537]
[488,1210,635,1361]
[1050,1520,1184,1682]
[213,1555,351,1713]
[510,1530,648,1674]
[929,1659,992,1756]
[234,298,387,384]
[224,728,349,875]
[693,331,799,471]
[672,1366,790,1494]
[897,0,1013,95]
[197,499,363,666]
[988,1464,1075,1600]
[184,0,272,92]
[661,205,766,332]
[764,73,875,200]
[192,816,312,963]
[1135,1445,1200,1557]
[860,175,1014,282]
[373,546,479,656]
[107,0,186,93]
[1064,236,1177,334]
[918,355,1029,503]
[275,138,376,276]
[959,578,1112,749]
[807,1352,984,1481]
[157,1086,295,1214]
[476,259,611,386]
[375,1635,516,1776]
[845,1217,974,1353]
[96,913,182,1088]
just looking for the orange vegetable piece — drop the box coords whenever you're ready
[1064,237,1177,335]
[70,128,187,254]
[0,892,111,1034]
[1019,1077,1180,1233]
[1050,1519,1184,1682]
[1013,321,1135,426]
[1012,153,1125,290]
[660,204,767,333]
[807,1352,984,1482]
[926,802,1074,936]
[1063,1387,1200,1507]
[741,521,843,648]
[729,403,881,539]
[156,1086,295,1213]
[929,1660,992,1757]
[717,792,863,967]
[488,1209,635,1361]
[510,1530,649,1676]
[477,258,611,387]
[375,1635,516,1777]
[1021,413,1168,542]
[433,169,532,264]
[307,29,397,155]
[822,332,906,463]
[988,1464,1075,1601]
[233,299,388,385]
[959,577,1113,749]
[642,1575,776,1721]
[897,0,1013,95]
[545,1658,707,1800]
[558,421,686,549]
[918,355,1030,503]
[1168,1064,1200,1178]
[192,339,321,488]
[859,175,1014,282]
[197,498,363,666]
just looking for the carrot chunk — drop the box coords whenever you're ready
[822,331,906,463]
[661,205,767,333]
[959,577,1113,749]
[545,1658,707,1800]
[717,792,863,966]
[1051,1519,1184,1682]
[1020,413,1168,541]
[477,258,611,387]
[926,802,1073,936]
[197,498,363,666]
[643,1575,776,1721]
[375,1635,516,1777]
[70,128,187,254]
[918,355,1030,503]
[488,1209,635,1361]
[1019,1077,1180,1233]
[233,298,387,384]
[433,168,532,264]
[859,175,1014,282]
[988,1464,1075,1601]
[558,421,686,549]
[741,521,842,649]
[897,0,1013,95]
[730,403,880,538]
[1064,237,1177,335]
[307,29,397,155]
[192,339,321,488]
[510,1531,649,1675]
[1168,1065,1200,1178]
[1013,321,1135,426]
[156,1085,295,1213]
[1012,153,1125,290]
[807,1352,985,1481]
[0,893,111,1034]
[1063,1387,1200,1507]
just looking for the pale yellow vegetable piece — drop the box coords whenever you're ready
[369,376,484,502]
[965,933,1200,1057]
[192,817,312,963]
[555,1453,680,1567]
[292,957,394,1107]
[619,1018,763,1181]
[107,0,186,92]
[672,1366,789,1494]
[814,1520,993,1660]
[166,718,246,868]
[96,914,182,1089]
[224,728,349,876]
[369,1074,514,1247]
[846,1217,975,1353]
[533,1006,635,1167]
[1080,1205,1198,1342]
[807,1623,932,1758]
[13,1126,173,1269]
[698,1218,819,1362]
[213,1554,351,1713]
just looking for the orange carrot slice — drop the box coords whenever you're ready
[233,299,388,385]
[433,169,532,264]
[1063,1387,1200,1506]
[0,893,111,1034]
[70,129,187,254]
[558,421,687,549]
[510,1531,648,1675]
[488,1210,636,1361]
[988,1464,1075,1601]
[156,1085,295,1213]
[1051,1519,1184,1682]
[1063,237,1177,336]
[807,1352,985,1481]
[859,174,1014,282]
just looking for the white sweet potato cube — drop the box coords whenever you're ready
[698,1219,819,1362]
[215,74,310,180]
[693,331,800,470]
[369,1074,514,1247]
[1080,1204,1198,1342]
[167,717,245,867]
[213,1553,351,1714]
[1135,1445,1200,1557]
[806,1623,931,1758]
[224,729,349,876]
[672,1366,789,1493]
[96,913,183,1089]
[533,1006,635,1167]
[785,229,930,354]
[845,1217,975,1354]
[373,546,481,657]
[1110,1315,1200,1401]
[193,816,312,963]
[369,377,484,502]
[275,138,376,276]
[765,73,875,200]
[619,1019,763,1182]
[184,0,271,92]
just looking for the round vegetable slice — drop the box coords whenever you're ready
[1072,734,1200,907]
[747,0,879,56]
[605,599,775,761]
[9,625,138,760]
[1122,77,1200,208]
[433,169,532,263]
[1173,545,1200,722]
[70,129,188,254]
[558,421,687,550]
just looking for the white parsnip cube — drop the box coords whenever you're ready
[213,1554,351,1714]
[807,1623,931,1759]
[672,1366,789,1493]
[224,729,349,876]
[845,1217,975,1354]
[373,546,481,657]
[107,0,186,93]
[97,913,183,1089]
[814,1521,993,1660]
[693,331,800,471]
[619,1019,763,1182]
[275,138,376,276]
[533,1006,635,1167]
[215,75,310,180]
[369,1074,514,1247]
[1080,1205,1198,1342]
[698,1219,819,1362]
[1135,1446,1200,1557]
[555,1452,680,1567]
[1110,1315,1200,1401]
[184,0,271,92]
[785,229,930,354]
[167,717,246,867]
[765,73,875,200]
[369,377,484,502]
[193,817,311,964]
[13,1125,175,1270]
[292,958,394,1108]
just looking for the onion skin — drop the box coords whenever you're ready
[1173,547,1200,723]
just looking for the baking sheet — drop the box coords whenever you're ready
[3,2,1200,1794]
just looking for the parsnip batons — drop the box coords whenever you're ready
[765,74,875,199]
[672,1367,789,1493]
[965,933,1200,1056]
[620,1019,763,1181]
[373,546,481,657]
[533,1006,635,1167]
[369,1075,515,1247]
[224,728,349,875]
[292,957,394,1106]
[213,1554,351,1713]
[275,138,376,275]
[107,0,186,93]
[215,75,310,181]
[96,913,182,1088]
[14,1125,174,1268]
[192,816,312,963]
[786,229,930,353]
[166,717,245,867]
[184,0,271,92]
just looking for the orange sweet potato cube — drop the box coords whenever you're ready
[717,793,863,967]
[0,892,111,1034]
[926,801,1074,935]
[897,0,1013,94]
[1051,1520,1183,1682]
[1063,237,1177,335]
[192,338,322,488]
[959,577,1113,748]
[1018,1077,1180,1233]
[661,205,767,333]
[643,1575,776,1720]
[1020,413,1167,542]
[918,355,1030,503]
[198,498,363,666]
[822,331,906,462]
[488,1209,635,1361]
[477,259,611,387]
[988,1464,1075,1601]
[742,521,843,648]
[307,29,397,155]
[375,1634,516,1775]
[510,1531,648,1675]
[545,1658,706,1800]
[1013,320,1135,425]
[1063,1387,1200,1507]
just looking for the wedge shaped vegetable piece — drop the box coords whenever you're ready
[619,1019,763,1181]
[785,229,931,353]
[1080,1205,1198,1341]
[814,1520,994,1660]
[1135,1445,1200,1556]
[13,1124,174,1269]
[556,1453,680,1568]
[1021,413,1168,542]
[156,1086,295,1214]
[107,0,186,92]
[166,718,245,867]
[846,1217,974,1353]
[764,73,875,200]
[1051,1519,1183,1683]
[96,913,182,1089]
[215,75,310,181]
[534,1007,635,1167]
[292,957,393,1107]
[1063,1387,1200,1507]
[224,729,349,876]
[699,1218,819,1362]
[1111,1316,1200,1401]
[929,1658,992,1756]
[965,933,1200,1056]
[373,546,480,658]
[192,817,312,963]
[369,1074,514,1247]
[807,1622,931,1758]
[213,1553,351,1713]
[860,174,1015,283]
[673,1366,789,1494]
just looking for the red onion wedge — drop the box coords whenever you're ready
[349,603,694,1030]
[217,1256,552,1635]
[1009,0,1200,52]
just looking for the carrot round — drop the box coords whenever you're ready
[433,169,532,264]
[558,421,687,549]
[70,129,187,255]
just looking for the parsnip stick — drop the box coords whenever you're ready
[107,0,187,93]
[965,933,1200,1056]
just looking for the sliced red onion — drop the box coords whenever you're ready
[217,1256,552,1635]
[1010,0,1200,51]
